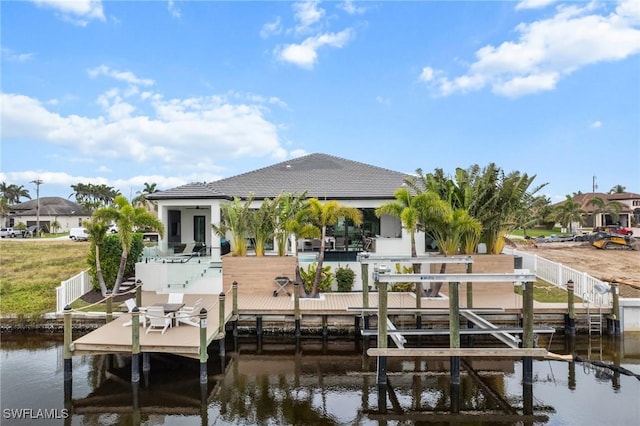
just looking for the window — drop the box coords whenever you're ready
[194,216,206,243]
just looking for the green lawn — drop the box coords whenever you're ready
[514,279,578,303]
[0,240,89,316]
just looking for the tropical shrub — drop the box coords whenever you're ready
[87,233,143,292]
[390,263,414,292]
[334,265,355,292]
[300,262,333,294]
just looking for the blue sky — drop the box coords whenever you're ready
[1,0,639,203]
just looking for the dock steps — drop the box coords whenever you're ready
[587,307,603,335]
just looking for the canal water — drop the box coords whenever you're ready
[1,332,638,425]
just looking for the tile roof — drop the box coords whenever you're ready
[555,192,640,213]
[150,153,412,201]
[10,197,89,216]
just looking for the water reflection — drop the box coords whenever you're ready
[1,333,639,425]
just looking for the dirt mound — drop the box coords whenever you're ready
[514,240,640,298]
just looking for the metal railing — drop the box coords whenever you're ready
[504,248,612,307]
[56,270,91,313]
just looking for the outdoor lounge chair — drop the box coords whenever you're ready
[176,299,203,327]
[145,306,172,334]
[121,299,147,328]
[175,242,196,256]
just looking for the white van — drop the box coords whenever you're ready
[69,227,89,241]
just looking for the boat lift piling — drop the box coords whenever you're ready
[361,255,545,407]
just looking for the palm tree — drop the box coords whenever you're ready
[83,217,110,295]
[132,182,159,213]
[273,192,308,256]
[609,185,626,194]
[93,195,164,294]
[296,199,362,298]
[418,201,481,297]
[212,196,253,256]
[553,195,586,233]
[248,198,276,256]
[586,196,622,227]
[1,183,32,205]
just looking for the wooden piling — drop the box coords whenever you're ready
[232,281,238,337]
[63,305,72,382]
[565,279,576,336]
[522,281,534,386]
[135,280,142,307]
[377,278,388,386]
[294,281,301,337]
[609,281,621,335]
[322,315,328,340]
[218,292,225,334]
[131,307,140,384]
[105,290,113,323]
[199,307,208,384]
[449,281,461,385]
[466,263,473,309]
[361,262,370,330]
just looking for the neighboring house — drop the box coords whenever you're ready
[557,192,640,231]
[5,197,91,233]
[148,153,421,259]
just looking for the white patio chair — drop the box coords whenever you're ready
[175,242,196,256]
[176,299,203,327]
[145,306,172,335]
[121,299,147,328]
[167,293,184,304]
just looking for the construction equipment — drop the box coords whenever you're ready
[590,232,640,250]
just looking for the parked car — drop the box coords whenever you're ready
[0,227,24,238]
[69,227,89,241]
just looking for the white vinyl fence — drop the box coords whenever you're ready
[56,270,91,313]
[504,248,612,307]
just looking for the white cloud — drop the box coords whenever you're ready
[419,67,435,82]
[261,17,282,38]
[293,1,325,34]
[339,0,366,15]
[1,48,36,62]
[516,0,559,11]
[0,86,288,175]
[88,65,155,87]
[421,1,640,97]
[275,29,353,69]
[590,120,603,128]
[30,0,105,25]
[168,0,181,19]
[375,96,390,105]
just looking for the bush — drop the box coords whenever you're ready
[334,265,355,292]
[390,263,414,292]
[300,262,333,293]
[88,233,143,291]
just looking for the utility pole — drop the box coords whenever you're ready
[31,179,43,235]
[592,175,597,193]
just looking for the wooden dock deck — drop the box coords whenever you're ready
[69,285,593,360]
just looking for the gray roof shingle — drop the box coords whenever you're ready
[150,153,412,201]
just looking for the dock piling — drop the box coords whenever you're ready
[131,307,141,384]
[449,281,461,386]
[135,280,142,307]
[294,281,301,337]
[361,262,370,329]
[565,279,576,336]
[218,292,225,334]
[63,305,72,382]
[232,281,238,337]
[199,307,208,384]
[105,290,112,323]
[608,281,621,335]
